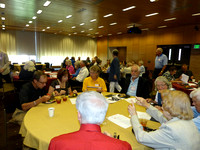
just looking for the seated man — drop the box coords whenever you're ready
[162,66,177,82]
[70,60,89,87]
[190,88,200,132]
[82,65,107,92]
[49,91,131,150]
[123,64,150,98]
[175,64,194,81]
[12,71,50,125]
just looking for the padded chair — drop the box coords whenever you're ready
[35,64,43,70]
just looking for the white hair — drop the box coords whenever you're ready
[24,61,36,72]
[190,88,200,101]
[155,76,172,90]
[132,64,141,72]
[76,91,108,124]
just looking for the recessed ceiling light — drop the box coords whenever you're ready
[42,29,45,31]
[72,26,76,28]
[150,0,158,2]
[164,18,176,21]
[90,19,96,22]
[1,17,5,20]
[104,14,113,18]
[158,25,167,28]
[2,28,5,30]
[95,32,99,34]
[29,21,33,23]
[2,25,5,27]
[99,35,103,37]
[32,16,37,19]
[47,27,50,29]
[37,10,43,14]
[141,28,149,30]
[66,15,72,19]
[68,34,71,36]
[58,20,63,23]
[117,32,122,34]
[122,6,136,11]
[80,23,85,26]
[43,1,51,7]
[108,34,112,36]
[98,26,104,28]
[87,34,91,36]
[26,24,29,27]
[145,13,159,17]
[0,3,5,8]
[73,32,77,34]
[89,28,93,30]
[110,22,117,26]
[81,30,85,33]
[192,13,200,16]
[92,36,96,38]
[127,26,133,28]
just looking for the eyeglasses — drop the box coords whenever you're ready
[38,81,47,84]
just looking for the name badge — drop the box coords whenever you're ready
[131,86,136,91]
[55,85,60,89]
[95,84,99,87]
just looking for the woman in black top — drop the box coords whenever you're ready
[48,68,76,96]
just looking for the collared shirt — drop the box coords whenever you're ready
[76,66,89,82]
[82,76,107,92]
[192,106,200,132]
[49,124,132,150]
[127,77,139,96]
[155,54,168,69]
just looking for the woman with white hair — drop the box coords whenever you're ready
[128,90,200,150]
[19,61,36,80]
[190,88,200,132]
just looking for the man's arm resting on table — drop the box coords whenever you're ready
[21,95,50,111]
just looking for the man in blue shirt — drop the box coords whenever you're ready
[153,48,168,79]
[190,88,200,132]
[123,64,150,98]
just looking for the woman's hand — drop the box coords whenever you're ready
[60,90,66,95]
[136,97,150,109]
[128,101,137,116]
[54,91,60,96]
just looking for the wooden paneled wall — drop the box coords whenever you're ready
[97,24,200,80]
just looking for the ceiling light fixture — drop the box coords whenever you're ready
[99,35,103,37]
[2,25,5,27]
[58,20,63,23]
[95,32,99,34]
[158,25,167,28]
[98,26,104,28]
[68,34,71,36]
[110,22,117,26]
[81,30,85,33]
[164,18,176,21]
[141,28,149,30]
[37,10,43,14]
[47,27,50,29]
[32,16,37,19]
[73,32,77,34]
[89,28,93,30]
[192,13,200,16]
[90,19,96,22]
[26,24,29,27]
[1,17,5,20]
[127,26,133,28]
[117,32,122,34]
[2,28,5,30]
[66,15,72,18]
[80,23,85,26]
[145,12,159,17]
[122,6,136,11]
[0,3,5,8]
[87,34,91,36]
[150,0,158,2]
[29,21,33,23]
[43,1,51,7]
[108,34,112,36]
[104,14,113,18]
[72,26,76,28]
[42,29,46,31]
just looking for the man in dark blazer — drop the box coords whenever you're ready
[123,64,150,98]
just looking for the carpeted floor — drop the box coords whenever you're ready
[0,83,23,150]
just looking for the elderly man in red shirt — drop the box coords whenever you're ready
[49,91,132,150]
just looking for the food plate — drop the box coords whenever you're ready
[117,94,130,99]
[44,100,56,104]
[68,93,78,98]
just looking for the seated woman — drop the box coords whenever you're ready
[162,66,177,82]
[65,59,75,78]
[128,90,200,150]
[147,76,172,106]
[72,61,81,78]
[19,61,36,80]
[48,68,76,96]
[82,65,107,93]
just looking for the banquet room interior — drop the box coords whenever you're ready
[0,0,200,149]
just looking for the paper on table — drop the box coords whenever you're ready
[125,98,137,103]
[70,98,77,104]
[181,74,189,83]
[188,83,197,86]
[136,111,151,120]
[107,114,131,129]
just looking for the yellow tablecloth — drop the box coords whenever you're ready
[19,93,160,150]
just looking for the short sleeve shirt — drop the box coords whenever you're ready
[155,54,168,69]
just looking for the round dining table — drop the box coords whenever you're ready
[19,92,160,150]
